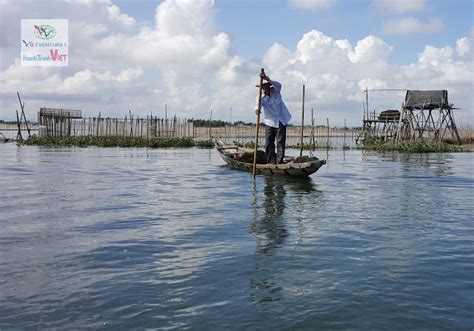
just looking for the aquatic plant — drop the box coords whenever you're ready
[22,136,215,149]
[366,140,463,153]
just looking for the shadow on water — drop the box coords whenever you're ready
[249,176,321,304]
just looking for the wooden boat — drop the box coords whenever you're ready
[216,140,326,177]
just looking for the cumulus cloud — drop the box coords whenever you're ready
[91,0,234,75]
[348,36,393,63]
[0,59,143,95]
[381,17,445,36]
[0,0,472,125]
[154,0,217,37]
[373,0,426,14]
[258,28,472,124]
[65,0,135,28]
[289,0,335,10]
[0,0,249,121]
[456,37,471,57]
[418,46,453,65]
[295,30,351,65]
[107,4,136,28]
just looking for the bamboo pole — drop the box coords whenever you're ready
[311,108,315,149]
[326,118,330,149]
[209,110,212,140]
[96,113,100,137]
[365,87,369,121]
[253,68,265,179]
[343,118,346,147]
[129,110,133,137]
[17,92,30,138]
[15,110,22,141]
[299,84,305,157]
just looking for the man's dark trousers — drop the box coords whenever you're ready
[265,122,286,164]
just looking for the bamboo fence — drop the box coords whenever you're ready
[2,116,362,148]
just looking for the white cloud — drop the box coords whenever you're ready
[106,4,136,28]
[456,37,471,57]
[64,0,135,28]
[418,45,453,65]
[263,43,292,68]
[381,17,445,36]
[0,59,143,95]
[296,30,351,65]
[289,0,334,10]
[258,29,472,123]
[348,36,393,63]
[154,0,218,37]
[92,0,232,73]
[0,0,472,125]
[373,0,426,14]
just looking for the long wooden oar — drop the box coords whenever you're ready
[253,68,265,179]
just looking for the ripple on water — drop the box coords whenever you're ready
[0,146,472,329]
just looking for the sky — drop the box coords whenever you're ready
[0,0,472,126]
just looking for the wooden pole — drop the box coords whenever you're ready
[343,118,346,147]
[311,108,315,149]
[326,117,330,149]
[253,68,265,179]
[365,87,369,120]
[129,110,133,137]
[15,110,22,141]
[209,110,212,140]
[97,112,101,137]
[17,92,30,138]
[299,84,305,157]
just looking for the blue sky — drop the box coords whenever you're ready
[0,0,472,125]
[114,0,473,63]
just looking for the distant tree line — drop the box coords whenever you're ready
[186,119,361,129]
[0,120,20,124]
[188,119,254,127]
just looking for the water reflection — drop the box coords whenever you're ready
[249,176,318,304]
[251,177,288,255]
[2,145,472,329]
[361,150,454,176]
[395,153,453,177]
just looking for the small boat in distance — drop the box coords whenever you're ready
[216,140,326,177]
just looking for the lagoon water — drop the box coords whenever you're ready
[0,144,473,329]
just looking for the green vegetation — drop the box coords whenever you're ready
[193,140,215,148]
[233,141,255,149]
[23,136,215,148]
[366,140,463,153]
[189,119,231,127]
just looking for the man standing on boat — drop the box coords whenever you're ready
[255,72,292,164]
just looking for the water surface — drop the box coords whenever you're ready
[0,144,473,329]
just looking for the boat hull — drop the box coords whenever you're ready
[216,141,326,177]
